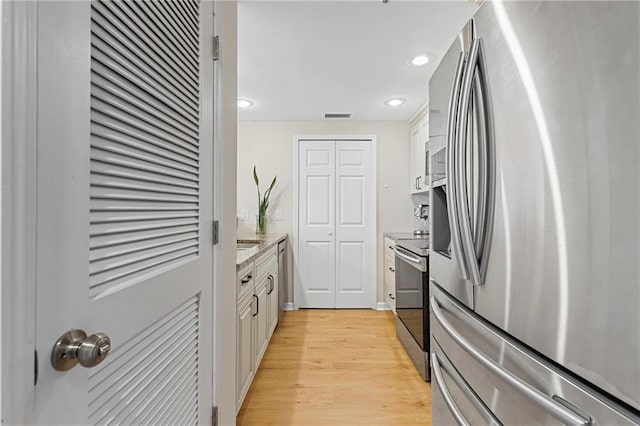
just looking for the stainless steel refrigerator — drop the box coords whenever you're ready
[428,1,640,424]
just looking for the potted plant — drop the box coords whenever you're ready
[253,166,277,234]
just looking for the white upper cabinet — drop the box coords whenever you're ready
[409,104,430,195]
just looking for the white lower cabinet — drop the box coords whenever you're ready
[236,246,280,412]
[254,281,269,367]
[236,292,254,409]
[384,237,397,313]
[267,271,278,337]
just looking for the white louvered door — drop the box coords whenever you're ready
[34,1,214,424]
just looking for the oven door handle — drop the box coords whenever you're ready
[393,246,426,272]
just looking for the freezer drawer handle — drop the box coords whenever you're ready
[433,345,502,426]
[430,297,592,426]
[431,352,471,426]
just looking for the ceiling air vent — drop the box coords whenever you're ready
[323,113,352,119]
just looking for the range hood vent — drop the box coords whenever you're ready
[323,113,352,119]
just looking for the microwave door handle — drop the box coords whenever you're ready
[476,39,496,282]
[446,52,470,281]
[430,297,592,426]
[456,39,482,287]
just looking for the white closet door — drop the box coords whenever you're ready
[298,140,336,308]
[33,1,213,423]
[335,140,374,308]
[297,139,374,309]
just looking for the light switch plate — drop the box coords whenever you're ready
[274,209,283,221]
[240,209,249,221]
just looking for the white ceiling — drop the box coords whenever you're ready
[237,1,479,121]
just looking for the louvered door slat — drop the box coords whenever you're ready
[134,362,198,425]
[90,174,199,197]
[162,1,199,40]
[117,2,199,75]
[89,304,196,388]
[90,210,198,224]
[90,327,197,421]
[92,74,199,141]
[89,231,198,263]
[142,1,199,51]
[90,222,199,245]
[91,119,198,159]
[88,296,200,425]
[91,19,198,101]
[89,247,199,296]
[183,0,199,19]
[92,95,197,149]
[106,344,197,425]
[92,3,199,93]
[134,1,199,64]
[91,81,198,141]
[91,49,197,125]
[91,186,198,204]
[91,148,198,183]
[94,2,199,88]
[92,136,198,174]
[165,396,198,426]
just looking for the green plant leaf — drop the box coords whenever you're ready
[253,165,259,186]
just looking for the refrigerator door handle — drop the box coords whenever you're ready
[430,297,592,426]
[446,52,470,280]
[432,349,502,426]
[475,38,496,284]
[431,352,471,426]
[456,37,496,287]
[456,39,483,287]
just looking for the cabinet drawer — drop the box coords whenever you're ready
[384,237,396,258]
[255,246,277,281]
[384,253,396,276]
[237,262,255,301]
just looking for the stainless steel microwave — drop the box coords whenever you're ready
[431,147,446,186]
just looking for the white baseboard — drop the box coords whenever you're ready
[376,302,390,311]
[283,302,295,311]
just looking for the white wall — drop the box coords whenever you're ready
[237,120,414,306]
[213,2,237,425]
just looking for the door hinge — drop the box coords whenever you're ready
[213,220,219,245]
[213,35,220,61]
[212,406,218,426]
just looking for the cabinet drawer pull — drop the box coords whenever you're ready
[241,274,252,284]
[389,293,395,300]
[267,275,274,295]
[388,267,395,272]
[252,295,259,317]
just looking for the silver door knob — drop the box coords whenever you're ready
[51,329,112,371]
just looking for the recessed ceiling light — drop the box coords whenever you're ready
[385,98,406,107]
[237,98,254,108]
[407,53,436,67]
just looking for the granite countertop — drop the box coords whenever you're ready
[384,232,430,242]
[236,233,288,269]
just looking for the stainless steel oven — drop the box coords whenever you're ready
[394,241,430,381]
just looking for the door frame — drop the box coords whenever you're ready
[292,135,378,310]
[1,2,38,422]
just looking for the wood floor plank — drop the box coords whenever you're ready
[237,309,432,425]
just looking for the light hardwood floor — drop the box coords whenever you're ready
[237,309,432,425]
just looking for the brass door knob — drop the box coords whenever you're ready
[51,329,112,371]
